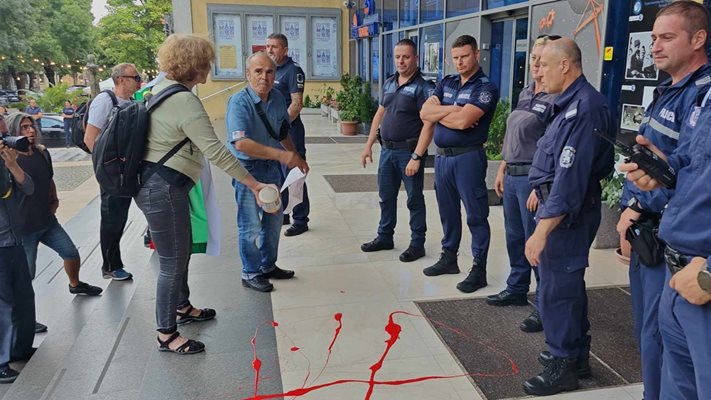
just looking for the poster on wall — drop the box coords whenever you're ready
[621,104,646,131]
[246,15,274,55]
[312,17,338,77]
[423,42,440,74]
[625,31,658,80]
[213,14,243,78]
[281,16,308,75]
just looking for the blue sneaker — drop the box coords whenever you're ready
[102,268,133,281]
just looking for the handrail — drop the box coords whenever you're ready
[199,81,247,101]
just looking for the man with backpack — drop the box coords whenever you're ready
[83,63,142,281]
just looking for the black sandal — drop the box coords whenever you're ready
[157,331,205,355]
[176,304,217,325]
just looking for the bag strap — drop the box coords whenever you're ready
[102,90,119,107]
[254,102,282,142]
[140,84,193,186]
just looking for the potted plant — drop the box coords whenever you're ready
[596,156,629,265]
[320,85,334,117]
[336,73,362,135]
[484,99,511,205]
[358,82,377,134]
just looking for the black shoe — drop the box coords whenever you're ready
[361,238,394,252]
[538,351,592,379]
[35,321,48,333]
[10,347,37,362]
[486,290,528,306]
[69,281,103,296]
[283,214,291,225]
[520,309,544,333]
[242,275,274,292]
[456,263,488,293]
[0,368,19,384]
[423,250,459,276]
[399,246,425,262]
[284,224,309,237]
[264,266,295,280]
[524,356,579,396]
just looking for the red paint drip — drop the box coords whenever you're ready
[364,313,402,399]
[272,321,279,327]
[311,313,343,386]
[251,332,261,399]
[290,346,300,352]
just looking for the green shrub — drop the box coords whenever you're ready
[336,73,362,122]
[36,84,84,113]
[9,102,27,111]
[601,154,626,209]
[304,94,312,108]
[484,99,511,160]
[358,82,377,123]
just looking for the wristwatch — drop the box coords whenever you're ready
[697,261,711,293]
[627,197,644,213]
[411,152,423,161]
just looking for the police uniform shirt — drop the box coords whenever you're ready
[379,69,435,142]
[658,86,711,261]
[621,63,711,213]
[528,76,614,270]
[274,57,305,109]
[501,83,557,163]
[226,86,290,161]
[432,70,499,148]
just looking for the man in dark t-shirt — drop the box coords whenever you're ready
[6,113,102,333]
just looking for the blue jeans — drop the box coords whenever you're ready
[22,214,80,279]
[63,119,72,146]
[434,149,490,262]
[0,246,35,370]
[376,147,426,248]
[502,174,538,303]
[134,172,194,332]
[234,160,283,279]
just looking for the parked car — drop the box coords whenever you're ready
[66,85,87,94]
[0,90,20,103]
[37,114,67,148]
[17,89,42,100]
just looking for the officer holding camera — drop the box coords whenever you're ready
[616,3,711,399]
[0,113,36,384]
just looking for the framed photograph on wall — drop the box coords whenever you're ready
[621,103,646,131]
[312,16,338,78]
[625,32,658,81]
[213,14,243,78]
[281,16,308,74]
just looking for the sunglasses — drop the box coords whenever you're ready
[121,75,143,82]
[536,34,562,41]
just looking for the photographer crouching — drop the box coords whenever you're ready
[0,113,36,384]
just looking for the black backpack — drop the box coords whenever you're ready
[91,84,190,198]
[71,89,118,153]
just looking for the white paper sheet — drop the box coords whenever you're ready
[280,168,307,214]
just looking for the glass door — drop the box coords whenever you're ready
[489,16,528,104]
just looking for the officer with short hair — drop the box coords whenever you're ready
[420,34,499,293]
[615,3,711,400]
[487,35,559,335]
[522,38,614,396]
[359,38,435,262]
[266,32,310,236]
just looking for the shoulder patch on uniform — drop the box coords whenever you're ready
[695,75,711,87]
[296,73,304,84]
[560,146,576,168]
[478,91,492,104]
[688,106,701,128]
[479,76,490,84]
[565,107,577,119]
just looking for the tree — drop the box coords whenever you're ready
[97,0,171,79]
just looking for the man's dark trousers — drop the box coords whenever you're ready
[0,246,35,370]
[503,173,539,303]
[629,252,666,400]
[376,147,426,248]
[100,190,131,272]
[281,117,310,227]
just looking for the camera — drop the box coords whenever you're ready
[343,1,355,8]
[1,136,30,153]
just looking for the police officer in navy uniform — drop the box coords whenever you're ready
[615,3,711,400]
[266,33,310,236]
[487,35,559,334]
[360,38,435,262]
[522,38,614,396]
[420,35,499,293]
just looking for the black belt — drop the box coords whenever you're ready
[535,183,552,202]
[506,163,531,176]
[664,245,696,275]
[382,139,415,150]
[436,145,481,156]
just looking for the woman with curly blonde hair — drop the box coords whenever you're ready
[135,34,273,354]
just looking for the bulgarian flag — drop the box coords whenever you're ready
[188,160,221,255]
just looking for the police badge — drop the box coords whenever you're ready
[560,146,576,168]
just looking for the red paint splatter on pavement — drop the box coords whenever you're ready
[244,310,519,400]
[290,346,300,352]
[250,330,262,399]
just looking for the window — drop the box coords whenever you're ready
[281,16,308,75]
[209,6,341,80]
[399,0,418,28]
[383,33,396,79]
[444,17,481,75]
[447,0,480,18]
[358,39,369,81]
[421,0,443,22]
[420,24,443,81]
[484,0,527,10]
[383,0,397,31]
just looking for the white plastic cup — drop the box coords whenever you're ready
[258,186,281,213]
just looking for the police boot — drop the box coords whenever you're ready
[455,261,487,293]
[538,351,592,379]
[422,250,459,276]
[523,355,579,396]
